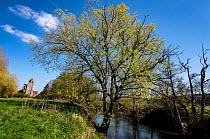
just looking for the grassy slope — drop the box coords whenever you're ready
[0,98,99,139]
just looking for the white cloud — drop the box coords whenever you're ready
[8,5,58,31]
[8,5,38,19]
[34,12,58,31]
[1,24,40,43]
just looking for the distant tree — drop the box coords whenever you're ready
[30,3,174,132]
[0,46,18,97]
[41,72,97,103]
[0,46,8,71]
[39,81,53,98]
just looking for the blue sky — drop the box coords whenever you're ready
[0,0,210,92]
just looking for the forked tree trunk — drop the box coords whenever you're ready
[179,58,197,121]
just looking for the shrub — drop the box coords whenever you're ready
[14,92,28,98]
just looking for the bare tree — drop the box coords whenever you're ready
[199,46,209,121]
[150,56,188,135]
[179,58,197,121]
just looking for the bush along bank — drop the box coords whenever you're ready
[138,106,210,138]
[115,103,210,139]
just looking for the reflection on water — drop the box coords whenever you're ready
[96,115,180,139]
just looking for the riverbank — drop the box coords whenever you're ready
[116,104,210,138]
[0,98,100,138]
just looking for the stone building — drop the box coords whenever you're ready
[26,78,34,95]
[23,78,38,97]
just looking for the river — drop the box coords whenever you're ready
[96,115,181,139]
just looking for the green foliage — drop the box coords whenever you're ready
[40,72,97,104]
[0,46,18,97]
[14,90,29,98]
[30,3,174,131]
[0,72,18,97]
[30,3,169,100]
[195,108,210,118]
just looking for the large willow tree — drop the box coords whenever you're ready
[31,4,172,132]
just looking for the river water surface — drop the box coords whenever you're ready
[96,115,181,139]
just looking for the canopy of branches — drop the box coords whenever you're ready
[31,3,171,100]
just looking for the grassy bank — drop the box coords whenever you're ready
[0,98,100,139]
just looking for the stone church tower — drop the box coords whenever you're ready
[25,78,34,96]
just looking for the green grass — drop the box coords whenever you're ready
[194,107,210,118]
[0,98,100,139]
